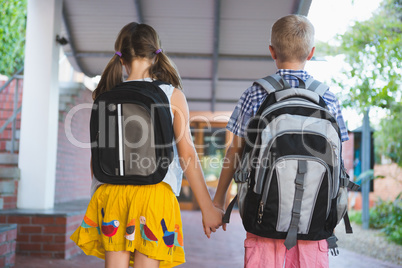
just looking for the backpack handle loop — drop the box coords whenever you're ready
[255,74,307,93]
[275,88,321,104]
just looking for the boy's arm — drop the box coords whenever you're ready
[213,135,245,213]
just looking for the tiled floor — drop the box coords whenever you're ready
[14,210,401,268]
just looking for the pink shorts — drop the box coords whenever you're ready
[244,232,329,268]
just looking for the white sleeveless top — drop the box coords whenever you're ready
[91,78,183,196]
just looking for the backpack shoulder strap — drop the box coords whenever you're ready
[305,78,329,97]
[222,195,237,224]
[254,74,291,94]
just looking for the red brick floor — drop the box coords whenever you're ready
[14,210,401,268]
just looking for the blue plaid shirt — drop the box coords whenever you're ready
[226,69,349,142]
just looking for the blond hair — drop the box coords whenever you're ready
[270,15,315,62]
[93,23,182,100]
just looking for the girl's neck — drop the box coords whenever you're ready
[125,57,153,80]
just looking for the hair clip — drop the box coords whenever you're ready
[155,49,162,54]
[115,51,122,57]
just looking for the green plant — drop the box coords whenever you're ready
[377,195,402,245]
[348,209,362,224]
[349,194,402,245]
[370,199,394,228]
[0,0,27,76]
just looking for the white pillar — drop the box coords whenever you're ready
[17,0,62,209]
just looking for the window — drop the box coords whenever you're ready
[177,121,232,209]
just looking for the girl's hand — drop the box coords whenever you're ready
[202,205,224,238]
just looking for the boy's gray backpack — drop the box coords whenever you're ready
[223,74,359,254]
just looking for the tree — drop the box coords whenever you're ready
[335,0,402,229]
[336,0,402,111]
[0,0,27,77]
[374,102,402,166]
[335,0,402,166]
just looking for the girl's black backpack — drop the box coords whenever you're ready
[90,80,174,185]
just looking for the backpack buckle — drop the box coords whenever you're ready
[257,201,264,224]
[234,170,249,183]
[327,235,339,256]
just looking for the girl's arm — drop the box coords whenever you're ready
[213,134,245,230]
[171,88,223,238]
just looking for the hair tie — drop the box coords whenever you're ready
[115,51,122,57]
[155,49,162,55]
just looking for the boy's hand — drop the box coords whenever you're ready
[202,205,224,238]
[213,201,227,231]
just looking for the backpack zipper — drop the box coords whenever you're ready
[254,130,338,197]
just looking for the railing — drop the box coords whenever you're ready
[0,68,24,154]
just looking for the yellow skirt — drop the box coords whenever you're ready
[70,182,185,267]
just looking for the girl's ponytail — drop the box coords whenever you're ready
[92,54,123,100]
[92,22,182,99]
[150,51,182,90]
[92,22,138,100]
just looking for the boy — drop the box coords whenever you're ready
[213,14,348,268]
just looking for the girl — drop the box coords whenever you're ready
[71,22,223,268]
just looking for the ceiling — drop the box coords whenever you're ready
[61,0,312,111]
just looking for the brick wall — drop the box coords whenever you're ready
[0,180,18,210]
[372,163,402,201]
[0,79,22,211]
[55,89,93,203]
[0,224,17,267]
[0,213,84,259]
[1,80,92,205]
[350,163,402,210]
[0,80,23,153]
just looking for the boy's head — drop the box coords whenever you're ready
[270,14,315,63]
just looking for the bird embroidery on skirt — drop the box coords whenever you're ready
[101,208,120,243]
[174,224,183,251]
[161,218,175,255]
[125,218,136,247]
[140,216,158,246]
[81,215,101,234]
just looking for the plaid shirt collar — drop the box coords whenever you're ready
[276,69,311,86]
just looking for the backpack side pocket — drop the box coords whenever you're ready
[336,186,348,224]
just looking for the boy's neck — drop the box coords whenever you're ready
[275,60,306,71]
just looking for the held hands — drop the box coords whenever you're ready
[202,205,224,238]
[213,200,227,231]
